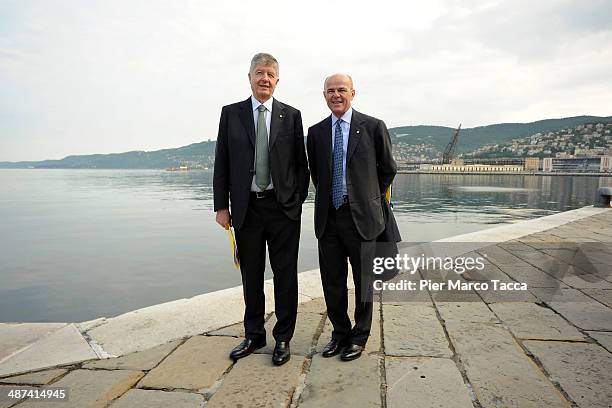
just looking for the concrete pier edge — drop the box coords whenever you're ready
[0,205,608,378]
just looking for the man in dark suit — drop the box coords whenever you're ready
[213,53,309,366]
[307,73,396,361]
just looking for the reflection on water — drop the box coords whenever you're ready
[0,169,609,322]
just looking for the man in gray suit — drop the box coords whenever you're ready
[306,73,396,361]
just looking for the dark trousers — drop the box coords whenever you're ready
[234,195,300,343]
[318,202,375,346]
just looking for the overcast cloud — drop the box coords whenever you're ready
[1,0,611,161]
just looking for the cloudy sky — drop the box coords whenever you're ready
[1,0,611,161]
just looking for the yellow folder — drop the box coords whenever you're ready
[227,227,240,269]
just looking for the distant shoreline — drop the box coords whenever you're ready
[398,170,612,176]
[1,168,611,177]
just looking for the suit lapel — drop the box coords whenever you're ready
[239,97,256,147]
[321,116,333,179]
[269,99,284,149]
[347,110,363,164]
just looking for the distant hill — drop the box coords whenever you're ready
[389,115,612,153]
[1,115,610,169]
[0,141,217,169]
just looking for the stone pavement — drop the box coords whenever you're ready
[0,208,611,407]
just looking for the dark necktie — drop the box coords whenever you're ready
[332,119,344,209]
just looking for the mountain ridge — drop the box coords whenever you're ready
[2,115,610,169]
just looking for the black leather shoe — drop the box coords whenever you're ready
[322,338,345,358]
[229,338,266,360]
[340,344,364,361]
[272,341,291,366]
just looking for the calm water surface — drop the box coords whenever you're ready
[1,169,609,322]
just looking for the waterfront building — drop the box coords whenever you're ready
[429,163,523,172]
[524,157,540,171]
[542,156,610,172]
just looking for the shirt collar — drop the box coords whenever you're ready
[331,107,353,126]
[251,95,274,112]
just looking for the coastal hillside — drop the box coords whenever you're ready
[1,115,610,169]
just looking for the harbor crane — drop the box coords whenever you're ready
[442,124,461,164]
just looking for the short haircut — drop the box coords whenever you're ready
[324,73,354,90]
[249,53,279,76]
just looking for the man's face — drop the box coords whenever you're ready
[249,64,279,103]
[324,75,355,117]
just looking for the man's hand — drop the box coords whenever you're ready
[216,208,232,230]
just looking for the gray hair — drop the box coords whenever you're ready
[249,53,279,76]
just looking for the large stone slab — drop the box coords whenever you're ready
[523,341,612,408]
[0,369,67,385]
[545,301,612,331]
[16,369,144,408]
[587,331,612,353]
[0,324,98,377]
[511,251,565,275]
[0,323,66,363]
[578,262,612,281]
[530,287,593,303]
[446,322,569,407]
[581,288,612,308]
[386,357,473,408]
[477,286,538,303]
[83,340,181,371]
[461,262,514,282]
[295,269,328,298]
[0,385,36,408]
[109,388,203,408]
[137,336,235,391]
[206,353,304,408]
[86,285,274,356]
[490,302,584,340]
[297,297,327,315]
[298,354,380,407]
[477,247,531,267]
[435,301,500,324]
[255,312,324,356]
[558,270,612,289]
[498,241,537,252]
[383,303,452,357]
[496,265,568,288]
[207,322,244,337]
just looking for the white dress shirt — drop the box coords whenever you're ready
[331,107,352,196]
[250,95,274,192]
